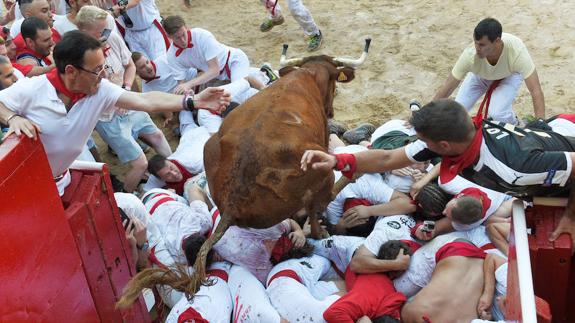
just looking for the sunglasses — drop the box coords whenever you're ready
[99,28,111,43]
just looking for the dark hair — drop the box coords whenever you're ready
[474,18,502,42]
[372,316,400,323]
[21,16,49,41]
[347,216,377,237]
[53,30,102,74]
[147,154,168,177]
[270,240,315,266]
[131,51,144,63]
[18,0,35,10]
[451,196,483,224]
[409,99,474,143]
[377,240,412,260]
[162,15,186,35]
[415,182,453,220]
[182,233,213,266]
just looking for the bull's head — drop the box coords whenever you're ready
[278,39,371,118]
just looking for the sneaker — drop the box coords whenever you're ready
[409,99,421,112]
[328,119,348,137]
[260,16,285,32]
[343,123,376,144]
[307,30,323,52]
[260,63,279,84]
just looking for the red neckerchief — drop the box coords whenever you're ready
[12,62,34,76]
[164,159,195,195]
[143,60,160,83]
[174,29,193,57]
[102,44,111,57]
[454,187,492,217]
[439,79,501,184]
[270,234,294,264]
[46,69,86,105]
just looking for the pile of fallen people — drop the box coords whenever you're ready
[0,0,574,320]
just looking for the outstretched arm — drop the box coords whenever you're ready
[434,74,461,100]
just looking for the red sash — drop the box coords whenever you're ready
[267,269,302,286]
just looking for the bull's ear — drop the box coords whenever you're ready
[334,67,355,83]
[279,66,299,77]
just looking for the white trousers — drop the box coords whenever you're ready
[260,0,319,36]
[455,72,523,124]
[125,22,169,60]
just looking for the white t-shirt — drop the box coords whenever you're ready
[326,173,395,225]
[213,219,291,283]
[125,0,161,30]
[167,28,231,81]
[549,117,575,137]
[165,262,233,323]
[54,13,119,37]
[363,214,416,256]
[99,32,132,121]
[114,192,150,225]
[143,126,210,191]
[11,15,66,38]
[0,75,123,177]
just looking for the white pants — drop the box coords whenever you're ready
[260,0,319,36]
[228,265,282,323]
[125,22,169,60]
[267,277,339,323]
[455,72,523,124]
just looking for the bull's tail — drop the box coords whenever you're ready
[116,265,191,309]
[188,215,231,295]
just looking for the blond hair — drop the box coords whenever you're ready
[76,5,109,30]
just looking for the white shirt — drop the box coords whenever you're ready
[363,214,416,256]
[326,173,395,225]
[370,119,415,144]
[143,126,210,191]
[125,0,161,30]
[53,13,119,37]
[15,0,67,20]
[11,15,66,38]
[549,117,575,137]
[214,219,291,283]
[166,262,233,323]
[114,192,150,225]
[141,54,198,94]
[0,75,124,177]
[167,28,231,81]
[100,32,132,121]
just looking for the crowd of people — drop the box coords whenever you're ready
[0,0,573,322]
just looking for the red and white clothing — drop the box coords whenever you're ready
[122,0,169,60]
[228,265,282,323]
[0,72,125,195]
[363,214,417,257]
[549,114,575,137]
[213,219,291,283]
[266,255,340,323]
[165,262,233,323]
[331,144,368,182]
[323,268,405,323]
[326,173,395,225]
[259,0,320,36]
[439,175,511,230]
[142,188,212,265]
[393,233,485,298]
[167,28,250,83]
[143,126,210,193]
[308,235,365,274]
[114,192,150,225]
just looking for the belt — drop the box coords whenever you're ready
[267,269,302,287]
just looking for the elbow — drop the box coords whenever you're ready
[349,257,363,273]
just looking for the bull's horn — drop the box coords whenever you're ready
[279,44,304,67]
[334,38,371,68]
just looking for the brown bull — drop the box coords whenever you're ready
[187,40,370,294]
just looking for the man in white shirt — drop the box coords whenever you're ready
[162,15,252,95]
[108,0,169,60]
[0,31,230,195]
[77,5,171,193]
[54,0,119,36]
[434,18,545,124]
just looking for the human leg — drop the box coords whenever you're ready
[259,0,285,32]
[487,73,522,124]
[455,73,489,111]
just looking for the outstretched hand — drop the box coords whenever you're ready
[300,150,337,172]
[549,214,575,252]
[195,87,231,114]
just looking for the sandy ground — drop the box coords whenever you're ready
[102,0,575,183]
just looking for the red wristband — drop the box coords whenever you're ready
[335,153,357,179]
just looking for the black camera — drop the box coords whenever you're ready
[116,0,134,29]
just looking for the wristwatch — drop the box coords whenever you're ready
[183,92,195,111]
[137,241,149,251]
